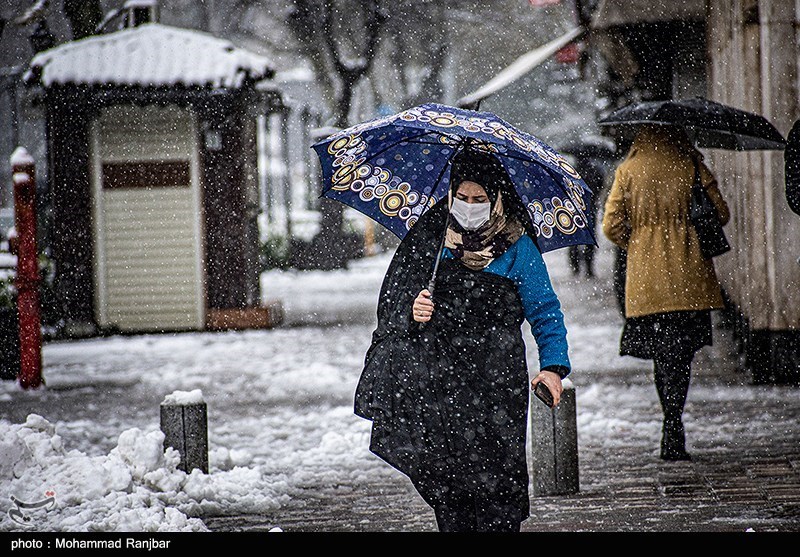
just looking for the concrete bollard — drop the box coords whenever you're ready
[160,389,209,474]
[530,378,579,496]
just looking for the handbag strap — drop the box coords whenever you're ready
[689,156,719,219]
[691,156,702,190]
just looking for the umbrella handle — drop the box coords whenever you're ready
[426,209,451,297]
[417,162,457,332]
[417,252,444,331]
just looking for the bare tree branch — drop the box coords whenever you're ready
[321,0,385,81]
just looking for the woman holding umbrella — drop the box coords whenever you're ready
[602,124,730,461]
[313,103,593,532]
[355,148,571,532]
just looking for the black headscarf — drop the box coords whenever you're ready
[447,148,537,240]
[444,149,537,269]
[449,149,507,205]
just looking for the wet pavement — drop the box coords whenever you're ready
[4,239,797,533]
[204,327,800,532]
[206,243,800,532]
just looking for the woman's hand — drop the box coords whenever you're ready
[531,370,563,406]
[412,289,434,322]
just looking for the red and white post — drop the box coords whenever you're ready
[11,147,43,389]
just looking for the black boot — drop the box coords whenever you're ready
[660,416,691,461]
[654,354,693,461]
[584,245,596,278]
[568,246,581,275]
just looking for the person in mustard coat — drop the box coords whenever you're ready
[602,124,730,461]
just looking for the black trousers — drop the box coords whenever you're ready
[653,351,693,457]
[568,244,596,276]
[430,484,522,532]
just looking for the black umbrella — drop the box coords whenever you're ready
[786,119,800,215]
[598,97,786,151]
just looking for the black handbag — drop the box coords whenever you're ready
[689,159,730,259]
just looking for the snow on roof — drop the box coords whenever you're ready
[26,23,274,90]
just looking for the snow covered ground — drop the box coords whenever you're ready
[0,248,395,531]
[1,238,798,531]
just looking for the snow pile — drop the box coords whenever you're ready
[161,389,204,406]
[0,414,289,532]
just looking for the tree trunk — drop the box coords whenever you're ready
[313,74,359,269]
[304,1,385,269]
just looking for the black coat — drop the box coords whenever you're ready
[355,200,531,521]
[786,119,800,216]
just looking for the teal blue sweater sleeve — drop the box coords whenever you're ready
[441,235,571,376]
[502,235,571,376]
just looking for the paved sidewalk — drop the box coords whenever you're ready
[205,328,800,532]
[4,236,797,532]
[206,244,800,532]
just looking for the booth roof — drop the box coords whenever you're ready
[26,23,275,90]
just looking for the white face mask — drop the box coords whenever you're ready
[450,197,491,230]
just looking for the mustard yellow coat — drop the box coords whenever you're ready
[602,128,730,318]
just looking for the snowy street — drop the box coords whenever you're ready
[1,238,799,532]
[2,0,800,538]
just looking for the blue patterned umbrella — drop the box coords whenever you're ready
[312,103,596,253]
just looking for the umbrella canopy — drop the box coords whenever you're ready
[786,119,800,216]
[598,97,786,151]
[312,103,596,253]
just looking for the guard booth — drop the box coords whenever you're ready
[24,14,285,334]
[91,105,204,331]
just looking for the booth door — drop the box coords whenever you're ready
[91,105,205,332]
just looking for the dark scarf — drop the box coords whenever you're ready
[445,190,525,271]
